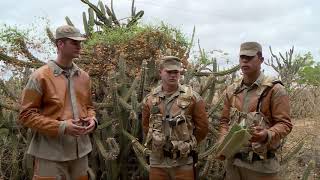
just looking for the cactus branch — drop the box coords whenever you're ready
[65,16,74,26]
[195,65,240,77]
[46,27,55,45]
[0,80,18,102]
[0,101,19,112]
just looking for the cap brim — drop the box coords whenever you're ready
[164,65,181,71]
[68,36,86,41]
[239,50,257,56]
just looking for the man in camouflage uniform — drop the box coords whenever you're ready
[18,25,97,180]
[142,56,209,180]
[217,42,293,180]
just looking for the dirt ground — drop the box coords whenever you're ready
[280,118,320,180]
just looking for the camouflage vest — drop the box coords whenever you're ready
[144,85,197,160]
[228,76,282,159]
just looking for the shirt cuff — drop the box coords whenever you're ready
[93,117,98,130]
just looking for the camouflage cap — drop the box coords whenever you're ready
[239,42,262,56]
[55,25,86,41]
[160,56,182,71]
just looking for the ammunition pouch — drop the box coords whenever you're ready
[234,151,275,162]
[163,149,197,160]
[162,139,196,159]
[165,115,186,127]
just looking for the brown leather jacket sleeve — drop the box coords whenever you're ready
[142,97,151,138]
[86,79,96,119]
[192,98,209,143]
[18,88,61,138]
[267,85,292,147]
[219,93,231,141]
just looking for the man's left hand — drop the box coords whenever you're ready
[82,117,97,135]
[250,126,268,143]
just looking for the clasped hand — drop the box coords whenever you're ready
[65,117,96,137]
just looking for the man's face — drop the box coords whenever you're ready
[239,54,263,76]
[57,39,82,59]
[159,68,180,86]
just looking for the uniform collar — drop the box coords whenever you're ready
[236,72,264,93]
[152,84,186,98]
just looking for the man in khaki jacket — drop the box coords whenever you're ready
[18,25,97,180]
[142,56,209,180]
[217,42,292,180]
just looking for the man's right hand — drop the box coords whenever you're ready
[64,119,86,137]
[215,154,226,161]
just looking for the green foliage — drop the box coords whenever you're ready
[298,63,320,86]
[156,22,189,47]
[84,23,189,49]
[297,53,320,86]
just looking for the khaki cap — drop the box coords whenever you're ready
[55,25,86,41]
[160,56,182,71]
[239,42,262,56]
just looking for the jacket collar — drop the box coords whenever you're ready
[48,60,81,77]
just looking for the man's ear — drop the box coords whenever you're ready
[57,40,64,48]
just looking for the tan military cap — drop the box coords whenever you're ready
[160,56,182,71]
[55,25,86,41]
[239,42,262,56]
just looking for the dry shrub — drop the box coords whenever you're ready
[290,87,320,118]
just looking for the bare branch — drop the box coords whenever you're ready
[0,53,44,69]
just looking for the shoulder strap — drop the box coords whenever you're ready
[256,80,283,112]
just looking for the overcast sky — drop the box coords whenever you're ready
[0,0,319,74]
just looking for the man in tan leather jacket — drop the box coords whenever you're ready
[18,25,97,180]
[142,56,209,180]
[217,42,292,180]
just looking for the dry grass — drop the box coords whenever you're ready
[281,118,320,180]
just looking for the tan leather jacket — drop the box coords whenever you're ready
[18,60,96,161]
[219,73,292,173]
[219,73,292,150]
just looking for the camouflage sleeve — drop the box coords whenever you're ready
[18,72,64,138]
[141,95,151,138]
[192,92,209,143]
[267,83,293,148]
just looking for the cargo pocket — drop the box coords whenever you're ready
[172,115,190,141]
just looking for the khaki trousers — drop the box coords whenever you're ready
[225,159,279,180]
[33,155,89,180]
[149,165,194,180]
